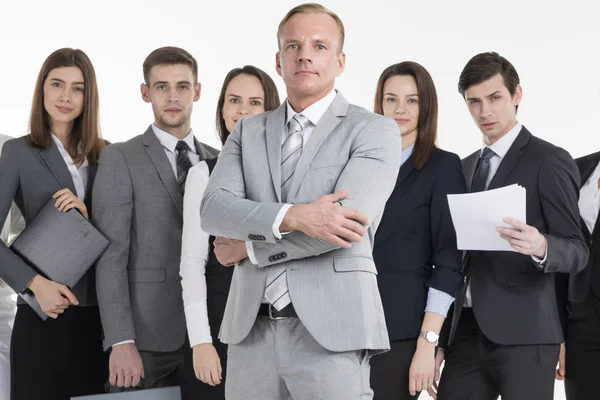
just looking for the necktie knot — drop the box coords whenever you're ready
[176,140,190,153]
[481,147,495,161]
[288,114,310,136]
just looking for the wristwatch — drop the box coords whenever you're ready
[419,330,439,344]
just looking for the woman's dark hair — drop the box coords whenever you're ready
[216,66,280,145]
[374,61,437,169]
[28,48,104,162]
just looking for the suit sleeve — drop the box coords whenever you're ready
[200,119,287,243]
[538,148,589,274]
[0,140,38,291]
[93,145,136,349]
[428,153,467,296]
[554,272,569,340]
[250,116,402,267]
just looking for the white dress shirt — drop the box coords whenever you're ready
[114,125,200,347]
[464,122,546,307]
[246,89,338,265]
[179,162,213,346]
[51,134,88,200]
[579,160,600,233]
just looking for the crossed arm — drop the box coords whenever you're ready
[200,116,402,267]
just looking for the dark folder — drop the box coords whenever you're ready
[10,198,109,320]
[71,387,182,399]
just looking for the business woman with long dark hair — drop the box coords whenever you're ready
[0,48,107,400]
[180,65,280,398]
[370,61,466,399]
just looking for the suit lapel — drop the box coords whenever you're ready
[394,160,415,191]
[374,162,418,245]
[487,127,531,190]
[287,93,348,200]
[462,152,479,192]
[142,126,183,215]
[38,140,77,194]
[193,137,212,161]
[265,104,287,202]
[84,162,97,210]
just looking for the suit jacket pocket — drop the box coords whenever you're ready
[506,272,548,287]
[333,256,377,274]
[128,268,166,283]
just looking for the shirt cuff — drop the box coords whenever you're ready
[246,242,258,265]
[531,244,548,267]
[185,304,214,348]
[424,287,455,318]
[272,204,293,239]
[112,340,135,347]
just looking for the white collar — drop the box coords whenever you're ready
[151,124,196,154]
[483,121,522,159]
[50,133,88,168]
[285,89,337,127]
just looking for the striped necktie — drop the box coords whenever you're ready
[176,140,193,193]
[264,113,310,310]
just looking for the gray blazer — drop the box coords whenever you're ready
[93,126,219,351]
[0,135,98,306]
[200,93,401,354]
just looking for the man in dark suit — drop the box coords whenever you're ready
[555,151,600,399]
[433,52,588,400]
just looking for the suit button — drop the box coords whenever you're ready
[248,234,254,240]
[269,256,275,262]
[281,252,287,258]
[548,266,557,272]
[259,235,266,241]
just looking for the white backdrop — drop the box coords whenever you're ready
[1,0,598,397]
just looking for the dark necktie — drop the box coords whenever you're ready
[471,147,496,193]
[176,140,193,193]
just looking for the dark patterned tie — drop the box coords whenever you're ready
[471,147,496,193]
[176,140,193,193]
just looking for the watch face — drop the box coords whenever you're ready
[425,331,439,342]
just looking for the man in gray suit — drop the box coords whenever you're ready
[200,4,401,399]
[93,47,218,395]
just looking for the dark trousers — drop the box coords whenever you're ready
[370,338,419,400]
[109,336,228,400]
[438,308,559,400]
[564,295,600,400]
[10,304,107,400]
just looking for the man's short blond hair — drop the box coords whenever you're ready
[277,3,345,53]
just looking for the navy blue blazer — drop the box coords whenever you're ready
[373,147,466,341]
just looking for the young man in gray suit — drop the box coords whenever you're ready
[200,4,401,399]
[93,47,218,396]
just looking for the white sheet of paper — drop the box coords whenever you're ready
[447,184,526,251]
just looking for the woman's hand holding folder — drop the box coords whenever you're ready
[26,274,79,319]
[53,188,89,220]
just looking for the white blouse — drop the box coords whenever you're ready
[579,160,600,234]
[180,161,212,347]
[50,134,88,200]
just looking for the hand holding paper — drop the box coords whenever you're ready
[447,184,527,252]
[497,217,547,258]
